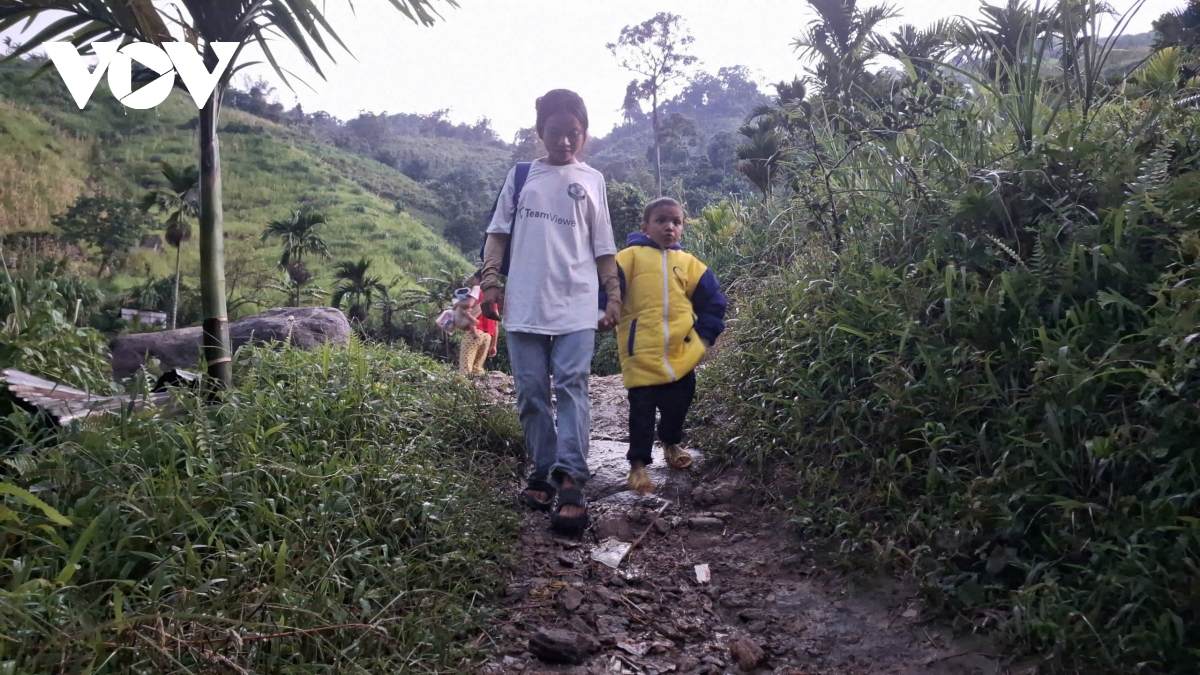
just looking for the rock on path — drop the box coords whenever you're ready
[477,374,1011,675]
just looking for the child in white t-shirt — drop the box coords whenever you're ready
[479,89,621,536]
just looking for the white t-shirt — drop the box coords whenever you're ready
[486,159,618,335]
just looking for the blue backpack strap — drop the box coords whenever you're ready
[481,162,532,274]
[510,162,531,219]
[498,162,531,276]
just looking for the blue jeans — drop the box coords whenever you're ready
[507,329,594,487]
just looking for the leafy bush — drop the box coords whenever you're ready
[698,73,1200,675]
[592,330,621,377]
[52,196,151,272]
[1,343,522,672]
[0,260,113,395]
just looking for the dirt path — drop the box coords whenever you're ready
[478,374,1011,675]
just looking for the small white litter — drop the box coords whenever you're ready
[616,638,649,656]
[591,537,632,569]
[694,563,711,583]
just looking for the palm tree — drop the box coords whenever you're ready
[123,274,166,314]
[1131,46,1200,96]
[735,119,789,197]
[1,0,456,389]
[267,262,326,308]
[874,20,958,82]
[1055,1,1143,118]
[792,0,898,103]
[955,0,1052,89]
[1153,0,1200,53]
[375,288,402,334]
[142,162,198,330]
[735,79,807,197]
[261,210,331,306]
[331,258,386,324]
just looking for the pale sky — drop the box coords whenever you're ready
[5,0,1183,140]
[245,0,1179,140]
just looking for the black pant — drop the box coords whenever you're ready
[627,370,697,465]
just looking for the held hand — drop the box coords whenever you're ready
[597,302,620,332]
[480,287,503,320]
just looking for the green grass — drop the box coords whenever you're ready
[0,100,90,231]
[1,342,523,673]
[374,133,513,184]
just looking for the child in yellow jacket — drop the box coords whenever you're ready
[615,197,727,493]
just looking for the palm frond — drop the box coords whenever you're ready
[3,0,457,92]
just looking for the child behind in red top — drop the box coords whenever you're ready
[477,312,498,362]
[457,274,497,376]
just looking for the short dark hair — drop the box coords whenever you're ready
[642,197,684,223]
[535,89,588,136]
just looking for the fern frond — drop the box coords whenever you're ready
[2,453,39,476]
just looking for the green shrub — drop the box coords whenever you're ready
[1,343,522,672]
[0,261,113,395]
[698,91,1200,673]
[592,330,621,377]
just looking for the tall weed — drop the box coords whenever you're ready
[0,256,112,395]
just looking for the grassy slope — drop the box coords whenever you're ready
[0,58,469,301]
[375,132,513,183]
[0,99,91,232]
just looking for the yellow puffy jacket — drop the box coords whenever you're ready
[615,233,727,389]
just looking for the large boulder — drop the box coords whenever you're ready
[110,307,351,379]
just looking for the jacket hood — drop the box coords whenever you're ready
[626,231,682,250]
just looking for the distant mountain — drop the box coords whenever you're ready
[1035,30,1155,75]
[1110,31,1156,51]
[1102,31,1156,75]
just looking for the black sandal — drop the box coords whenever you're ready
[522,478,556,511]
[549,486,589,536]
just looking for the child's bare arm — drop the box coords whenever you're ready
[480,233,509,320]
[596,254,621,332]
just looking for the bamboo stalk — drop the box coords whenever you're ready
[172,244,181,330]
[198,69,232,389]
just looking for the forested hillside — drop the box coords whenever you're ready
[584,66,768,209]
[0,57,470,316]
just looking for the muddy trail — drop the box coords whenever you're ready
[477,374,1013,675]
